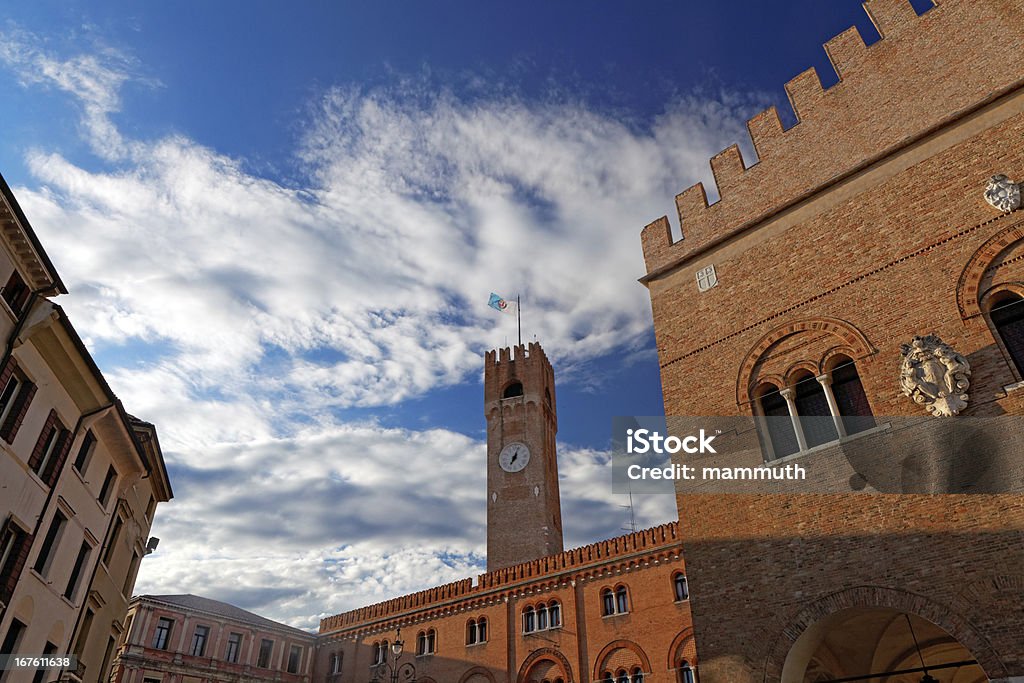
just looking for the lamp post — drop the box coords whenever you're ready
[370,629,417,683]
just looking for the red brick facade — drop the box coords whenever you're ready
[317,523,692,683]
[641,1,1024,681]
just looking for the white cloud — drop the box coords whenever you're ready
[0,33,751,626]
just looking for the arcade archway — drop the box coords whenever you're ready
[782,607,986,682]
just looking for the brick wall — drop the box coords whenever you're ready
[641,1,1024,681]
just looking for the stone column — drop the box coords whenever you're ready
[816,372,847,438]
[780,388,808,453]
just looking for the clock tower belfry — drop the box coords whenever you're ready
[484,342,563,572]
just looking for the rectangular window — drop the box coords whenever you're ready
[34,426,60,479]
[63,540,91,600]
[98,465,118,507]
[0,518,30,604]
[287,645,301,673]
[33,510,66,576]
[0,375,21,427]
[73,431,96,474]
[122,551,141,598]
[256,639,273,668]
[99,635,116,683]
[1,270,30,316]
[103,516,124,567]
[0,373,35,445]
[31,642,57,683]
[143,678,162,683]
[225,632,242,664]
[0,618,26,657]
[74,608,94,658]
[153,617,173,650]
[190,625,209,657]
[144,496,156,521]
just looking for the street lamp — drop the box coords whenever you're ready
[370,629,417,683]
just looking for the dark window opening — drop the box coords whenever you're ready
[793,373,838,448]
[503,381,523,398]
[1,270,30,317]
[831,361,875,434]
[64,541,91,600]
[991,292,1024,377]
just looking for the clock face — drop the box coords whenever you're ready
[498,441,531,473]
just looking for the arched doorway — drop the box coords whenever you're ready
[517,647,573,683]
[782,607,986,682]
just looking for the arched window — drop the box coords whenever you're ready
[757,383,799,459]
[549,601,561,627]
[329,651,343,675]
[829,357,874,435]
[503,381,524,398]
[466,619,477,645]
[601,672,613,683]
[523,606,536,633]
[631,667,645,683]
[673,573,688,601]
[601,588,615,616]
[793,371,838,447]
[416,631,426,656]
[537,603,548,630]
[615,585,629,613]
[679,661,695,683]
[990,291,1024,376]
[616,670,629,683]
[426,629,436,654]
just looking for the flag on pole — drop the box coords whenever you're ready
[488,292,516,314]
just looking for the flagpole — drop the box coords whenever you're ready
[517,295,522,347]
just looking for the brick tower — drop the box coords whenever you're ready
[484,342,563,571]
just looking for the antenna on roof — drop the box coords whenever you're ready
[620,488,637,534]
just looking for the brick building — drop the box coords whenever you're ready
[317,343,695,683]
[112,594,316,683]
[640,1,1024,681]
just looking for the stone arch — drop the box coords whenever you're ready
[736,318,874,406]
[517,647,574,683]
[459,670,497,683]
[666,627,698,670]
[784,361,820,386]
[979,281,1024,313]
[819,345,860,373]
[762,585,1007,682]
[592,639,653,681]
[956,217,1024,319]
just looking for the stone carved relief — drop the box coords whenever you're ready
[899,335,972,416]
[984,174,1021,212]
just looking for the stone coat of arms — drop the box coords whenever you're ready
[984,174,1021,212]
[899,334,972,417]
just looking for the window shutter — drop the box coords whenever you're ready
[2,382,36,443]
[0,358,14,394]
[42,428,71,488]
[0,524,32,605]
[27,410,57,472]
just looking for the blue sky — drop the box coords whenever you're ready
[0,0,928,629]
